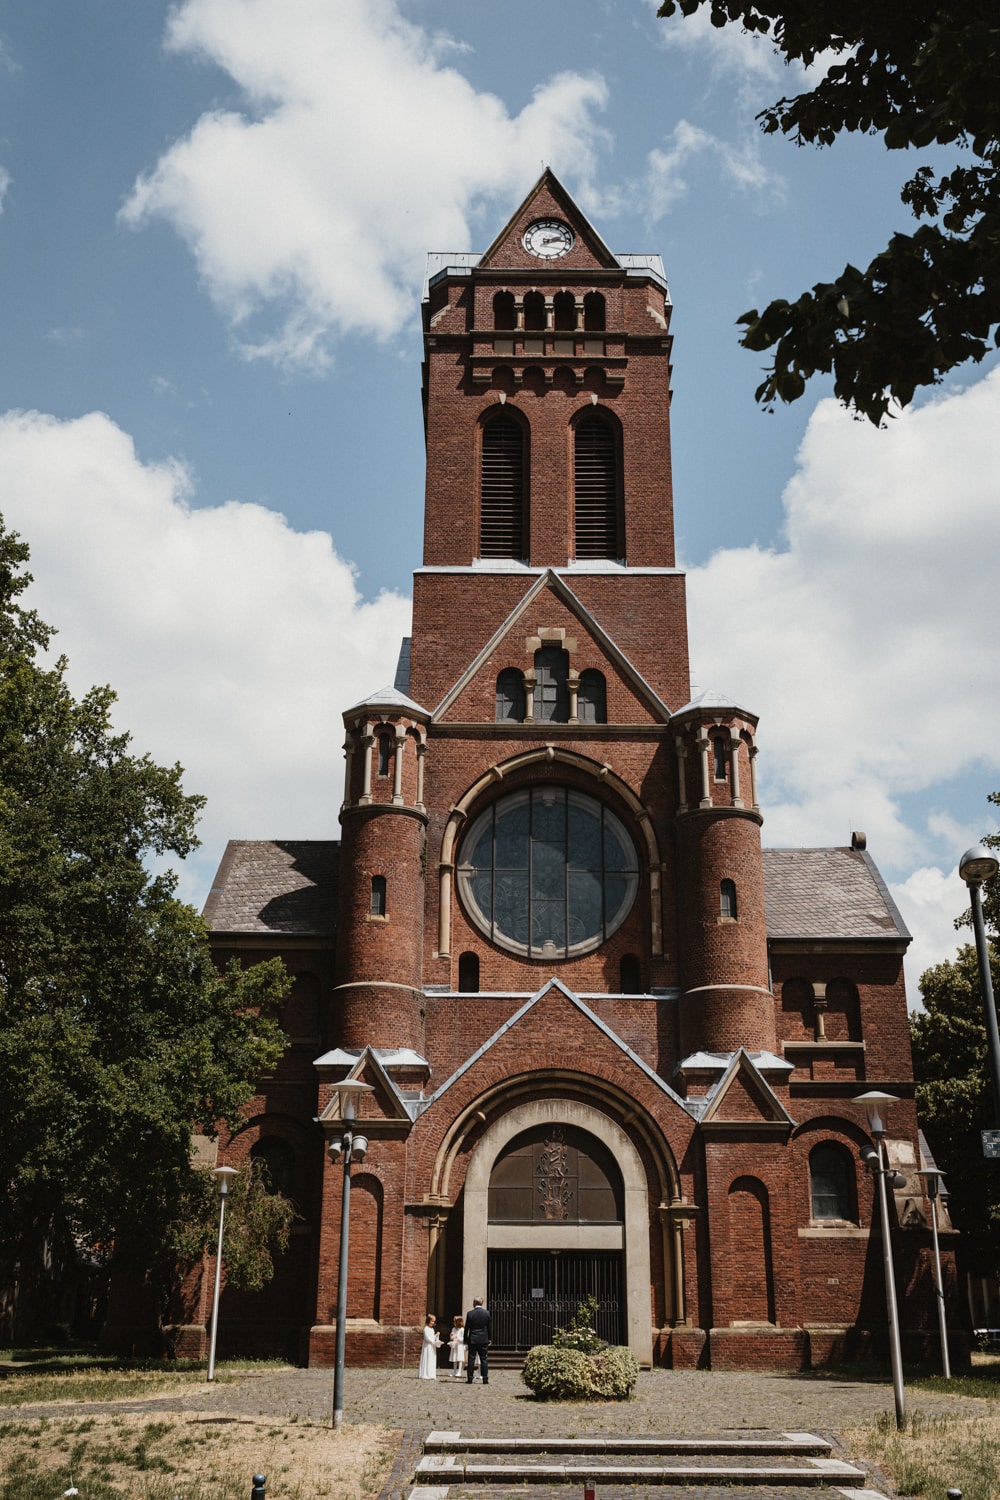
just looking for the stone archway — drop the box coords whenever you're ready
[462,1097,654,1363]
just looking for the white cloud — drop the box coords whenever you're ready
[891,865,969,1006]
[687,368,1000,980]
[646,2,782,91]
[0,165,11,211]
[120,0,609,368]
[0,408,411,903]
[643,119,783,217]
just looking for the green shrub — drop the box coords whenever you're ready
[553,1294,605,1355]
[521,1343,639,1401]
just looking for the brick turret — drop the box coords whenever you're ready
[335,687,429,1052]
[672,696,773,1056]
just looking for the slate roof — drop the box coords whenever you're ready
[203,839,338,935]
[762,847,910,943]
[202,840,908,945]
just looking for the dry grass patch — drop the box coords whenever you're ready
[845,1407,1000,1500]
[0,1409,400,1500]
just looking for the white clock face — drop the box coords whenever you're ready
[523,219,575,259]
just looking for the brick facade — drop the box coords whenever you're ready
[180,172,962,1372]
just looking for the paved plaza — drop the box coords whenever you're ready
[12,1363,991,1436]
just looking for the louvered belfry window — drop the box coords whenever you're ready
[480,414,525,559]
[574,416,619,560]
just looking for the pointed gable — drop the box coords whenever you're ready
[477,168,620,275]
[433,569,670,725]
[700,1051,795,1134]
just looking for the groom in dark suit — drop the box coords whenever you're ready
[464,1296,491,1384]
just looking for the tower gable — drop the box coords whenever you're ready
[477,168,620,275]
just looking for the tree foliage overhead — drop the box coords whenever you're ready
[656,1,1000,424]
[0,517,290,1333]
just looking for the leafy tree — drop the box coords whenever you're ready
[912,945,1000,1275]
[656,1,1000,424]
[0,517,290,1339]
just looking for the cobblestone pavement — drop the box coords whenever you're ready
[8,1364,993,1435]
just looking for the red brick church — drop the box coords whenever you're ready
[189,173,953,1370]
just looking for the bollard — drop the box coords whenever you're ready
[947,1491,962,1500]
[583,1483,595,1500]
[251,1474,267,1500]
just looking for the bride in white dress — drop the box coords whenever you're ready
[418,1314,441,1379]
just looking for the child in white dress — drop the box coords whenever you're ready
[418,1315,441,1379]
[447,1314,466,1378]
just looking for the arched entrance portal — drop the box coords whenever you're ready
[462,1098,654,1364]
[488,1123,624,1348]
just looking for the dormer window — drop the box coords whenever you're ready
[534,645,569,723]
[496,668,526,722]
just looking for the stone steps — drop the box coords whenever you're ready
[412,1432,874,1494]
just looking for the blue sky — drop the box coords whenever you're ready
[2,0,998,998]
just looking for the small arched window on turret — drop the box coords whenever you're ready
[583,291,606,331]
[713,736,728,780]
[496,668,526,722]
[493,290,515,330]
[458,951,480,994]
[480,413,525,560]
[534,645,569,723]
[377,732,393,777]
[574,414,620,560]
[553,291,575,330]
[809,1142,855,1221]
[577,669,607,724]
[720,879,738,920]
[370,875,387,917]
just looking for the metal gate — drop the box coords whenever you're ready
[487,1250,623,1350]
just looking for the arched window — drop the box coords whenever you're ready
[523,291,545,330]
[553,291,575,330]
[577,669,607,723]
[251,1138,295,1199]
[377,732,392,777]
[370,875,387,916]
[809,1143,854,1221]
[620,953,642,994]
[458,951,480,993]
[458,787,639,959]
[480,414,525,559]
[534,645,569,723]
[496,668,526,722]
[713,736,728,779]
[583,291,606,331]
[493,290,515,330]
[574,416,619,560]
[720,879,738,920]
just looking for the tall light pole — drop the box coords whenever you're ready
[959,845,1000,1135]
[326,1079,375,1431]
[916,1167,951,1379]
[207,1165,238,1382]
[855,1091,908,1429]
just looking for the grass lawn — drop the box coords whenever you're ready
[0,1361,399,1500]
[843,1355,1000,1500]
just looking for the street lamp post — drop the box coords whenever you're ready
[207,1165,238,1383]
[327,1079,375,1431]
[855,1091,908,1429]
[916,1167,951,1379]
[959,845,1000,1132]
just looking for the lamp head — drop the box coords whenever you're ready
[859,1143,879,1171]
[350,1134,369,1164]
[329,1078,375,1123]
[212,1165,239,1197]
[916,1167,945,1200]
[959,845,1000,886]
[853,1090,899,1139]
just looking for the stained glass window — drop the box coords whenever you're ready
[458,787,638,958]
